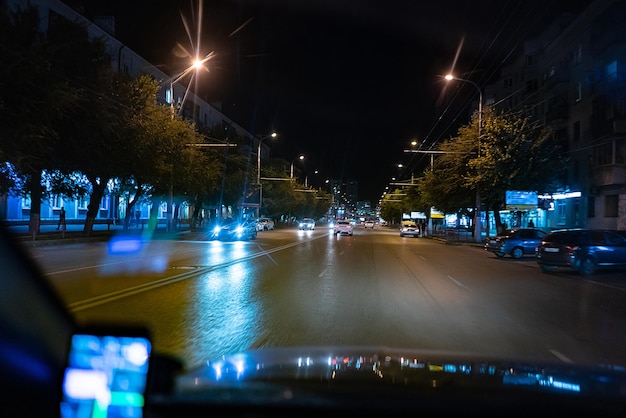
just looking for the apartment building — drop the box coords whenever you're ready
[486,0,626,230]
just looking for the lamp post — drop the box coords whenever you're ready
[256,131,278,218]
[290,155,305,179]
[257,132,278,185]
[165,57,209,231]
[445,74,483,243]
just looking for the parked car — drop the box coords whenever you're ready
[253,219,265,231]
[536,229,626,276]
[364,220,375,229]
[257,217,275,231]
[333,220,353,236]
[484,228,547,259]
[298,218,315,230]
[211,219,257,241]
[400,220,420,237]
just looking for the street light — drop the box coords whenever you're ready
[257,132,278,185]
[445,73,483,243]
[256,132,278,218]
[290,155,305,179]
[169,53,214,116]
[165,57,210,232]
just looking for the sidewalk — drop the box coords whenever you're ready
[4,221,185,246]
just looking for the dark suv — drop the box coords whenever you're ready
[536,229,626,276]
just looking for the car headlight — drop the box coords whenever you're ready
[213,226,221,233]
[235,226,244,234]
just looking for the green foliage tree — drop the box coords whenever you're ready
[416,135,476,216]
[185,123,239,227]
[1,4,330,234]
[259,159,331,222]
[417,107,566,233]
[473,107,566,227]
[379,189,404,225]
[0,5,93,233]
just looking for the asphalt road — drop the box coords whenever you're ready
[21,225,626,370]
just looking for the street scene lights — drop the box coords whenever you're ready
[257,132,278,185]
[444,74,483,243]
[166,57,210,231]
[290,155,305,179]
[256,131,278,218]
[169,52,214,116]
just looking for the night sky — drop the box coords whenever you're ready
[76,0,591,203]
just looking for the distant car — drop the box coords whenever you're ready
[399,221,420,237]
[298,218,315,230]
[484,228,547,259]
[334,220,353,236]
[253,219,265,231]
[257,217,275,231]
[364,220,375,229]
[536,229,626,276]
[211,219,257,241]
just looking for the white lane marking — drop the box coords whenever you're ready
[256,244,279,266]
[447,275,470,290]
[67,233,331,312]
[549,349,573,363]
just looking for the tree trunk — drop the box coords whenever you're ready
[124,187,143,231]
[124,200,136,231]
[28,170,44,239]
[148,199,160,235]
[84,176,108,236]
[493,204,504,233]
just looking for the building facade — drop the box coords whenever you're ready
[3,0,259,226]
[485,0,626,231]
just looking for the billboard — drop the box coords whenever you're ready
[505,190,538,210]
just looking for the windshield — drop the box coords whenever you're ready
[3,0,626,416]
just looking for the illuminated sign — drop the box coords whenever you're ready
[505,190,538,210]
[430,207,444,219]
[539,191,581,200]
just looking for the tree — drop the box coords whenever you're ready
[379,189,404,225]
[184,123,237,228]
[473,108,566,230]
[0,5,91,234]
[257,158,331,222]
[417,107,566,233]
[416,137,476,216]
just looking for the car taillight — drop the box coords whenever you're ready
[565,245,577,255]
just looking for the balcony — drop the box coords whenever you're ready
[592,165,626,187]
